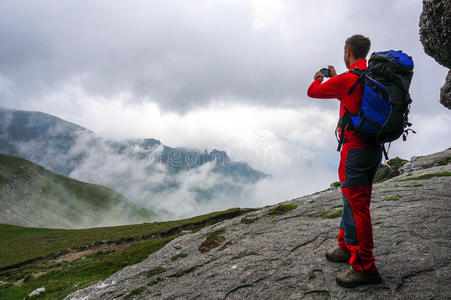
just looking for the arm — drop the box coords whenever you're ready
[307,66,345,99]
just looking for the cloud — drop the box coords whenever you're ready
[2,0,446,114]
[388,112,451,160]
[0,0,300,111]
[34,95,340,220]
[20,87,339,170]
[0,0,449,219]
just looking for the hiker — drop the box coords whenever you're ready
[306,34,383,288]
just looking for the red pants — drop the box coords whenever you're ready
[337,137,382,275]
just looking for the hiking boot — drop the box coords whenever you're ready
[325,248,350,262]
[335,268,382,288]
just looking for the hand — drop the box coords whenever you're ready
[314,71,324,80]
[328,65,337,77]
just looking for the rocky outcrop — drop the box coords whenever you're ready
[373,157,408,183]
[419,0,451,109]
[441,70,451,108]
[374,149,451,183]
[401,147,451,173]
[66,148,451,299]
[419,0,451,68]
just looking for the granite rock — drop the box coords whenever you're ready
[440,70,451,109]
[401,147,451,173]
[66,149,451,299]
[419,0,451,109]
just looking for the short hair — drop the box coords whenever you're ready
[345,35,371,59]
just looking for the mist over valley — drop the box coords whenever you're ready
[0,107,267,221]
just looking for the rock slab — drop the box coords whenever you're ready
[67,149,451,299]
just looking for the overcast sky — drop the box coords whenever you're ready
[0,0,449,203]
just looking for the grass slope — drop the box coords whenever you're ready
[0,208,247,300]
[0,154,157,229]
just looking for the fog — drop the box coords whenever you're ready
[0,1,449,222]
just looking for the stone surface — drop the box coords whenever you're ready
[373,156,409,183]
[419,0,451,68]
[401,147,451,173]
[419,0,451,109]
[66,149,451,299]
[441,70,451,109]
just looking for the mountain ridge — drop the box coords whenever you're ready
[0,107,267,219]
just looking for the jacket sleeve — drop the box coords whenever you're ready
[307,74,347,100]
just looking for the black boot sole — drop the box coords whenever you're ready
[335,274,383,288]
[325,253,350,263]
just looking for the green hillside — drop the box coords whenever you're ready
[0,208,248,299]
[0,154,157,229]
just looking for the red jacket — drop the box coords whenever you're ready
[307,59,370,148]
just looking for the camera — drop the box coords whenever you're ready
[320,68,331,78]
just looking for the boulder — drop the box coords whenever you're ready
[419,0,451,109]
[373,157,408,183]
[441,70,451,109]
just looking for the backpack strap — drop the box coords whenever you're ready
[336,68,363,152]
[356,110,383,132]
[382,143,389,161]
[336,68,378,152]
[347,68,367,95]
[336,106,353,152]
[336,122,349,152]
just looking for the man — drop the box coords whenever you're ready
[307,34,383,288]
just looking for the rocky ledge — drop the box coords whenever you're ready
[67,148,451,299]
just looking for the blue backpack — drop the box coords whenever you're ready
[337,50,415,159]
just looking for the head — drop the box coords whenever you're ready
[344,34,371,68]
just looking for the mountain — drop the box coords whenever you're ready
[0,108,87,175]
[0,107,267,219]
[0,153,157,229]
[0,148,448,299]
[66,148,451,299]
